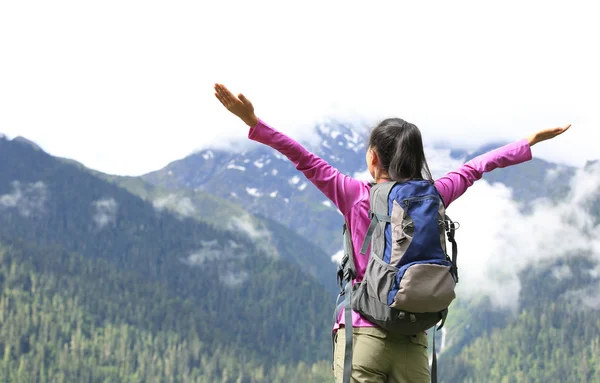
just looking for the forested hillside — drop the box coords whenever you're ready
[0,135,336,382]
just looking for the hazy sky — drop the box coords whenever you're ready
[1,0,598,176]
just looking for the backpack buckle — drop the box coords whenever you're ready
[336,264,344,288]
[444,221,460,231]
[340,254,349,267]
[343,268,355,281]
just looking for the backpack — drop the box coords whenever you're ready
[333,180,459,383]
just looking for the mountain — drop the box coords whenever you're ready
[0,135,336,382]
[101,175,340,295]
[142,121,370,259]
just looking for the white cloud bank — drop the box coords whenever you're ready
[450,163,600,309]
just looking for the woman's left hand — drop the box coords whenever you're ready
[527,124,571,146]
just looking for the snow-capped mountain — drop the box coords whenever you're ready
[142,121,373,257]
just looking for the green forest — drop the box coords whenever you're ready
[0,242,333,383]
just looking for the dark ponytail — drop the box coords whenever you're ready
[368,118,433,183]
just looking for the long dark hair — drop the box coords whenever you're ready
[368,118,433,183]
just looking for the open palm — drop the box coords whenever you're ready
[529,124,571,146]
[214,83,258,127]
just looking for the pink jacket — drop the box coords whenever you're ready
[249,119,532,329]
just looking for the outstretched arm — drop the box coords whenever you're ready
[214,83,365,215]
[435,124,571,208]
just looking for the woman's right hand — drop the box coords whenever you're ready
[214,83,259,127]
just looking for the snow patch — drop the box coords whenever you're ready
[246,187,262,197]
[227,164,246,171]
[344,131,360,144]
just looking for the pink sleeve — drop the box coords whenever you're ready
[434,139,533,208]
[248,119,364,215]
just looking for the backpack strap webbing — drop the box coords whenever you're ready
[359,181,396,255]
[359,213,391,255]
[332,222,356,382]
[431,309,448,383]
[342,271,353,383]
[444,216,460,283]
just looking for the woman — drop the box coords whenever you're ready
[213,83,570,383]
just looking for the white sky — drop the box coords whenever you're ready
[1,0,598,176]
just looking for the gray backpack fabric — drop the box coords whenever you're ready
[332,180,459,383]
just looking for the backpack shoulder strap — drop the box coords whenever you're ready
[359,181,396,255]
[331,221,356,375]
[331,221,358,383]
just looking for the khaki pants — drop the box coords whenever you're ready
[333,327,430,383]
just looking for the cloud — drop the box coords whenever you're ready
[219,270,249,288]
[425,147,467,180]
[331,249,344,265]
[229,215,266,240]
[0,181,48,217]
[551,264,573,281]
[183,240,251,287]
[153,194,196,217]
[184,239,251,265]
[185,240,223,265]
[0,1,597,176]
[228,214,280,258]
[449,162,600,310]
[92,198,118,228]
